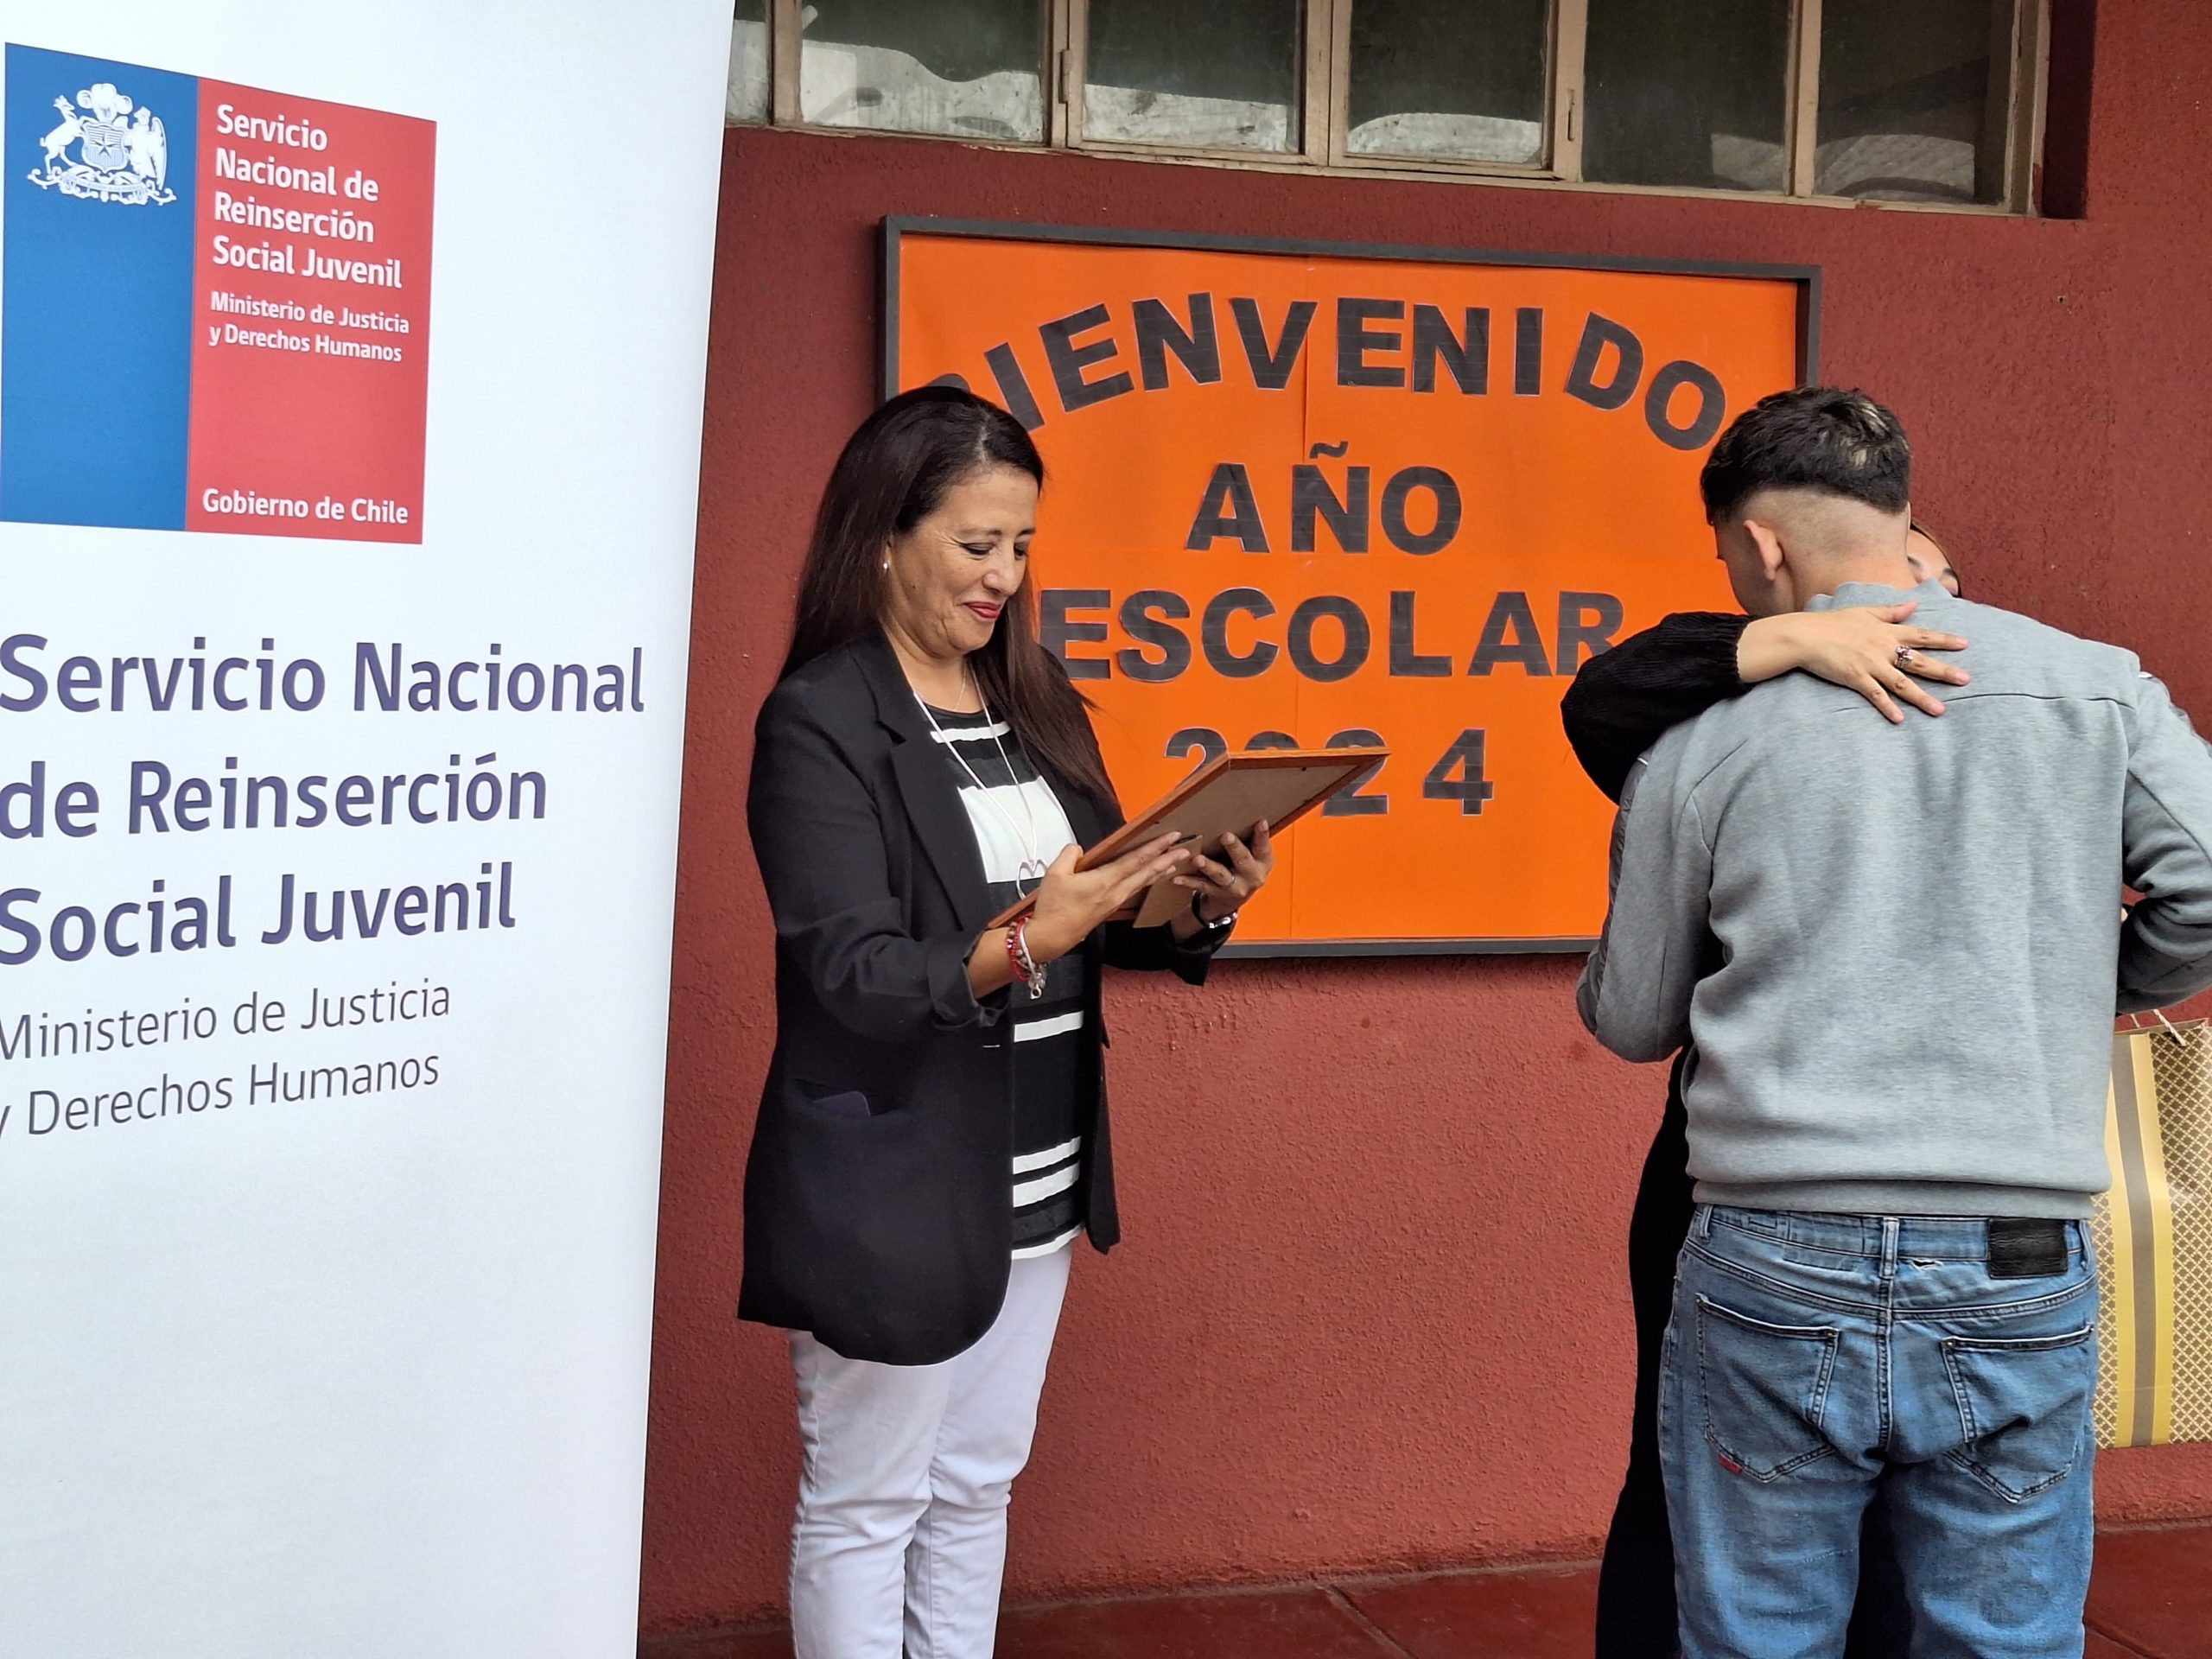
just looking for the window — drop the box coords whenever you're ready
[1816,0,2022,205]
[797,0,1045,143]
[731,0,2049,213]
[1344,0,1549,165]
[1582,0,1794,191]
[728,0,770,124]
[1084,1,1305,154]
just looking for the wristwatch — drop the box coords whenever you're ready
[1189,896,1237,938]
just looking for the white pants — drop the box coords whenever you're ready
[788,1245,1071,1659]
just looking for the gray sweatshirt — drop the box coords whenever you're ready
[1578,581,2212,1218]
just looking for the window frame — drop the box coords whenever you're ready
[745,0,2051,216]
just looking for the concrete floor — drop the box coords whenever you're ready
[642,1520,2212,1657]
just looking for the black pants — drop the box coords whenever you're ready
[1593,1058,1912,1657]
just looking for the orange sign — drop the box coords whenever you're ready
[887,220,1814,951]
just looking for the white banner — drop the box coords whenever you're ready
[0,5,728,1653]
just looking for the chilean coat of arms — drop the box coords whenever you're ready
[30,81,173,206]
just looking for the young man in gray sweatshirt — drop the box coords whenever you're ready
[1577,386,2212,1658]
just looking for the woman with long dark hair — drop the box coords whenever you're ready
[741,385,1273,1658]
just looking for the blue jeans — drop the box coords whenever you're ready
[1660,1206,2100,1659]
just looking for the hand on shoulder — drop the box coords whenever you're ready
[1737,604,1970,725]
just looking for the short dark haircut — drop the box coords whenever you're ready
[1699,386,1912,523]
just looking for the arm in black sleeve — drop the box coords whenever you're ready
[1103,912,1223,983]
[747,682,1000,1044]
[1560,613,1755,804]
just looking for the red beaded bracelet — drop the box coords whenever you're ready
[1004,918,1033,985]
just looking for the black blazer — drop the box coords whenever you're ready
[739,631,1222,1365]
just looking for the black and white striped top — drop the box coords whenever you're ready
[924,703,1091,1258]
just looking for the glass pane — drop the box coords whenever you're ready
[800,0,1044,143]
[728,0,770,124]
[1084,0,1301,154]
[1346,0,1548,164]
[1584,0,1791,192]
[1818,0,2012,204]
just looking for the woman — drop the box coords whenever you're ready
[1565,523,1967,1658]
[741,385,1273,1659]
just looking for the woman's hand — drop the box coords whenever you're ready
[1022,833,1191,963]
[1172,822,1275,927]
[1737,603,1969,724]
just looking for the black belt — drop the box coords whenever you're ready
[1986,1217,2071,1280]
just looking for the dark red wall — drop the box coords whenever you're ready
[645,3,2212,1630]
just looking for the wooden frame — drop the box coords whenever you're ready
[986,747,1389,930]
[740,0,2050,216]
[768,0,801,125]
[1300,0,1332,165]
[1787,0,1824,200]
[1549,0,1587,182]
[1048,0,1079,148]
[2007,0,2053,212]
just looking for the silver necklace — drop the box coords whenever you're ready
[916,672,1050,884]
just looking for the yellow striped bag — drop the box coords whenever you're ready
[2091,1017,2212,1448]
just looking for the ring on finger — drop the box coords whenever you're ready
[1895,645,1917,665]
